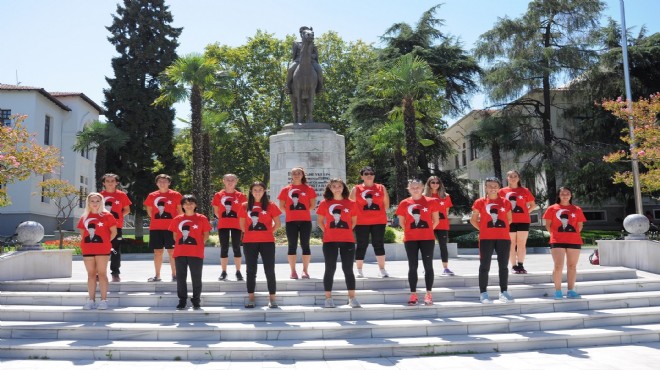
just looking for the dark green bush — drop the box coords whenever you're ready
[384,226,397,243]
[453,229,550,248]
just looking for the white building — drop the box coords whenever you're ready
[0,84,102,235]
[441,88,659,228]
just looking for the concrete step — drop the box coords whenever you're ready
[0,267,638,292]
[2,277,659,307]
[2,291,660,323]
[2,306,659,342]
[1,323,659,360]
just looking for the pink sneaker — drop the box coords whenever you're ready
[290,271,299,279]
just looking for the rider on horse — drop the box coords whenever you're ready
[286,26,324,95]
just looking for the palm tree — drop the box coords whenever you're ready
[73,120,129,189]
[468,112,524,181]
[372,54,439,179]
[155,53,222,216]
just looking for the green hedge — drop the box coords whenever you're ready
[453,229,550,249]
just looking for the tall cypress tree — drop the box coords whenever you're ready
[103,0,182,237]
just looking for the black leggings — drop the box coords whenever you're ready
[433,230,449,263]
[322,242,356,292]
[354,224,386,260]
[110,228,123,275]
[404,240,435,292]
[174,256,203,303]
[219,228,242,258]
[286,221,312,255]
[478,239,510,293]
[244,242,276,294]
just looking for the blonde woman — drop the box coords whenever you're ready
[77,192,117,310]
[499,170,536,274]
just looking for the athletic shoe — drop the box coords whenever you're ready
[567,290,582,299]
[147,276,161,282]
[192,300,201,310]
[480,292,492,304]
[218,271,228,281]
[518,264,528,274]
[290,271,299,280]
[442,268,455,276]
[380,269,389,278]
[235,271,243,281]
[424,293,433,306]
[301,271,310,279]
[512,265,522,274]
[171,275,177,282]
[499,291,515,303]
[554,290,564,300]
[176,300,187,310]
[111,275,121,283]
[96,300,109,310]
[324,298,335,308]
[83,299,95,310]
[244,300,255,309]
[348,297,362,308]
[356,269,364,278]
[268,300,278,309]
[408,293,418,306]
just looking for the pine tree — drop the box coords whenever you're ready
[103,0,182,237]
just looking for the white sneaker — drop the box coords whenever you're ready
[480,292,492,304]
[348,297,362,308]
[379,269,389,278]
[324,298,335,308]
[356,269,364,278]
[96,300,109,310]
[83,299,95,310]
[499,291,515,303]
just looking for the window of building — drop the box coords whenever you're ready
[44,116,51,145]
[454,154,459,169]
[79,186,88,208]
[653,209,660,219]
[461,142,467,167]
[583,210,606,222]
[469,139,478,161]
[1,109,11,126]
[41,175,51,204]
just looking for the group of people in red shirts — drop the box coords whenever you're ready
[77,167,587,310]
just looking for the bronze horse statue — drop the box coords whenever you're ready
[290,28,318,123]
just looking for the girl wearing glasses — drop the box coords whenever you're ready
[424,176,454,276]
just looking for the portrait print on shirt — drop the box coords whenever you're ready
[248,206,267,231]
[221,195,239,218]
[328,204,350,229]
[556,210,577,232]
[153,198,173,219]
[362,190,380,211]
[486,203,506,228]
[504,191,525,214]
[288,189,307,210]
[83,220,104,243]
[409,206,430,229]
[177,222,198,245]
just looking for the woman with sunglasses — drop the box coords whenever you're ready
[349,166,390,278]
[424,176,454,276]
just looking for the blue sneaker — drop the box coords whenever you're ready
[480,292,492,304]
[499,291,515,303]
[554,290,563,300]
[567,290,582,299]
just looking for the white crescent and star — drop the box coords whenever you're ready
[485,203,497,214]
[328,203,342,215]
[407,204,428,216]
[221,195,232,205]
[360,189,373,200]
[505,192,516,202]
[154,196,166,207]
[288,188,301,200]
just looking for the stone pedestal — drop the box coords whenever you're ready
[270,123,346,200]
[597,239,660,274]
[0,249,72,281]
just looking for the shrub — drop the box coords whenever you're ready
[453,229,550,248]
[384,226,397,243]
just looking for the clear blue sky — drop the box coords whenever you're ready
[1,0,658,125]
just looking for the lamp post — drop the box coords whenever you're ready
[619,0,643,215]
[620,0,649,239]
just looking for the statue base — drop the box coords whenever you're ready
[270,122,346,204]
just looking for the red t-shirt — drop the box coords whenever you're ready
[499,186,535,223]
[212,190,247,230]
[277,184,317,222]
[316,199,356,243]
[238,201,282,243]
[143,189,182,230]
[543,204,587,245]
[169,213,212,258]
[77,212,117,255]
[100,190,132,228]
[429,193,453,231]
[353,183,388,225]
[395,196,440,242]
[472,197,512,240]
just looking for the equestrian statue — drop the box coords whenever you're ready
[286,26,324,123]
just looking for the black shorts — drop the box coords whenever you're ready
[149,230,175,250]
[82,254,109,257]
[509,223,530,232]
[550,243,582,250]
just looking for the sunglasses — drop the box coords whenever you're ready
[362,172,375,176]
[430,181,440,184]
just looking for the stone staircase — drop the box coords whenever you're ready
[1,267,660,361]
